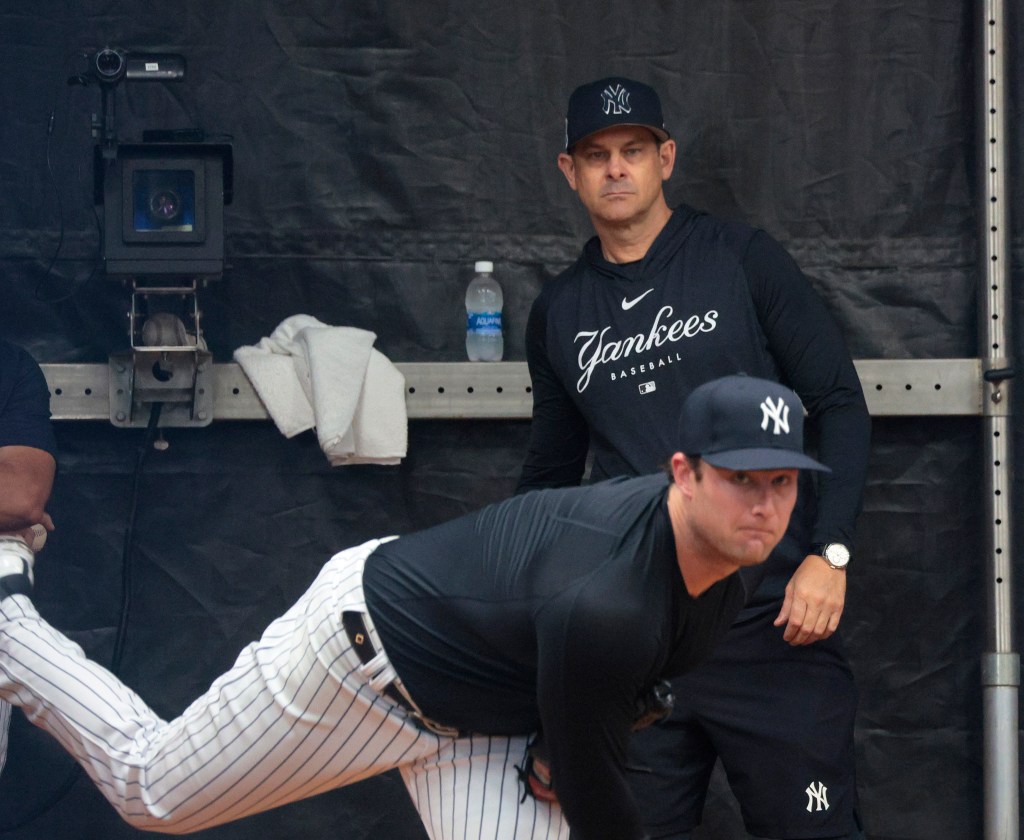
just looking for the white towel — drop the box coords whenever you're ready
[234,315,407,465]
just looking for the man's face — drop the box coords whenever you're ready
[557,126,675,228]
[684,463,798,568]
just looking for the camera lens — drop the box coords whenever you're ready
[94,48,126,80]
[148,190,181,224]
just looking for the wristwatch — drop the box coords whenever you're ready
[813,542,850,570]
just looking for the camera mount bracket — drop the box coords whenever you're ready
[108,280,214,428]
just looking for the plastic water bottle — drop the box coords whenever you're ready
[465,260,503,361]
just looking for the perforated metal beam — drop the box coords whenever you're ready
[979,1,1018,837]
[41,358,983,423]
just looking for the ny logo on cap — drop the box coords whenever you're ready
[760,396,790,435]
[601,83,631,115]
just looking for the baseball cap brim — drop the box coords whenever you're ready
[702,447,831,473]
[569,123,670,150]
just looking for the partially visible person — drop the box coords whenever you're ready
[519,77,871,839]
[1,376,823,840]
[0,338,57,776]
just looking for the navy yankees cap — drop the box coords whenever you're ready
[678,375,830,473]
[564,77,670,151]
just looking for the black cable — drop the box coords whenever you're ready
[110,403,163,672]
[34,50,99,306]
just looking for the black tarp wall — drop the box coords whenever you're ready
[0,2,1021,839]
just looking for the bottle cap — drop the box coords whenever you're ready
[474,261,494,273]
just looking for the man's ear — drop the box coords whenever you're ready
[659,139,677,181]
[557,152,578,190]
[670,452,696,499]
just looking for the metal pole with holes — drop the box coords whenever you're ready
[981,1,1018,837]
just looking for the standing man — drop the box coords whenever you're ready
[518,77,871,840]
[0,338,57,776]
[0,376,824,840]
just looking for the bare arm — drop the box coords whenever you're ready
[0,445,56,533]
[0,342,58,538]
[774,555,847,645]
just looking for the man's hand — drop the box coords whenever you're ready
[773,554,847,645]
[527,753,558,803]
[520,739,559,804]
[1,513,53,553]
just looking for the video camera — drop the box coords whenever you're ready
[86,47,186,86]
[80,47,233,279]
[94,140,232,278]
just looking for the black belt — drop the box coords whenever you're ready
[341,610,462,738]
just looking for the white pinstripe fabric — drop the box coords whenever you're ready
[0,539,569,839]
[403,734,569,840]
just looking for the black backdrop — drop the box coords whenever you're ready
[0,2,1021,838]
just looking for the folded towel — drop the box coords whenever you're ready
[234,315,407,465]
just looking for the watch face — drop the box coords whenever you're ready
[824,543,850,568]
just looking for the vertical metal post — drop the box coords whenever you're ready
[980,1,1017,838]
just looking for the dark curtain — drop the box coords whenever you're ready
[0,2,1021,838]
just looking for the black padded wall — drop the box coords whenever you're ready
[0,2,1021,838]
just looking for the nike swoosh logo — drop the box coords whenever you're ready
[621,288,654,310]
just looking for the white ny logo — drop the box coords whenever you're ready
[601,84,631,115]
[760,396,790,435]
[805,781,830,812]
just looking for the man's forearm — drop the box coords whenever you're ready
[0,448,57,530]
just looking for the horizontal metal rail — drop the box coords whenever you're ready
[40,358,983,422]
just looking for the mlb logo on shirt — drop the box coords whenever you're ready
[639,381,656,395]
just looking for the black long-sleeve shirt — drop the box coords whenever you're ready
[364,474,746,840]
[517,205,870,609]
[0,340,57,457]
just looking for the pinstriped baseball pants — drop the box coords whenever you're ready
[0,539,569,839]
